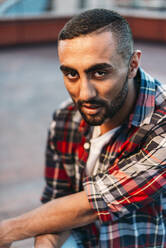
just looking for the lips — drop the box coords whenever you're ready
[81,103,102,115]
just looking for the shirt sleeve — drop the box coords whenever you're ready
[41,113,75,203]
[83,121,166,223]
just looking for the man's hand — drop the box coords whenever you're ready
[34,232,70,248]
[34,234,58,248]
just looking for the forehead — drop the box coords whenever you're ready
[58,31,121,69]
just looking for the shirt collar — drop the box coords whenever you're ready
[129,67,156,127]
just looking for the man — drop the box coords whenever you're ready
[0,8,166,248]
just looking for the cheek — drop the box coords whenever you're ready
[64,81,78,100]
[101,78,125,100]
[97,81,117,100]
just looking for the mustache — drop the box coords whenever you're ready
[77,99,107,107]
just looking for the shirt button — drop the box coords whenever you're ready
[84,142,90,150]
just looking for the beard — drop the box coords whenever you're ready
[75,75,129,126]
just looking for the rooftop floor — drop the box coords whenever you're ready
[0,41,166,247]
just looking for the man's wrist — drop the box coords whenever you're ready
[0,219,15,245]
[0,216,32,245]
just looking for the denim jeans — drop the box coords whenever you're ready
[62,234,78,248]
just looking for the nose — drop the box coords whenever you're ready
[79,77,97,101]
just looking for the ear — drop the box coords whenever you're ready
[128,50,142,79]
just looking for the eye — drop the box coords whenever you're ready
[65,71,79,80]
[93,70,107,79]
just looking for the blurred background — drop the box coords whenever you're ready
[0,0,166,247]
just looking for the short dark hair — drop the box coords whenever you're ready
[58,8,134,63]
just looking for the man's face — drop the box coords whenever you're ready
[58,31,130,126]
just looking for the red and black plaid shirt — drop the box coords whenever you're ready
[41,68,166,248]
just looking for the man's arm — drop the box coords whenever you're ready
[83,122,166,223]
[0,191,97,247]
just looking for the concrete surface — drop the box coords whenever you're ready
[0,40,165,247]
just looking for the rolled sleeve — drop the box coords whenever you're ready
[83,174,130,223]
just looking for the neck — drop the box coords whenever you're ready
[100,78,137,135]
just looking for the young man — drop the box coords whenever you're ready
[1,8,166,248]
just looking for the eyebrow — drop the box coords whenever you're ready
[60,65,77,73]
[85,63,113,74]
[60,63,113,74]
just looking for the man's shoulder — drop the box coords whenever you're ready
[50,99,83,131]
[155,79,166,107]
[53,99,76,119]
[48,100,85,150]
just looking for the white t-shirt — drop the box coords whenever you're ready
[85,126,120,176]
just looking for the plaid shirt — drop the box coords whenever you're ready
[41,68,166,248]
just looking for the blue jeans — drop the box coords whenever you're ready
[62,234,78,248]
